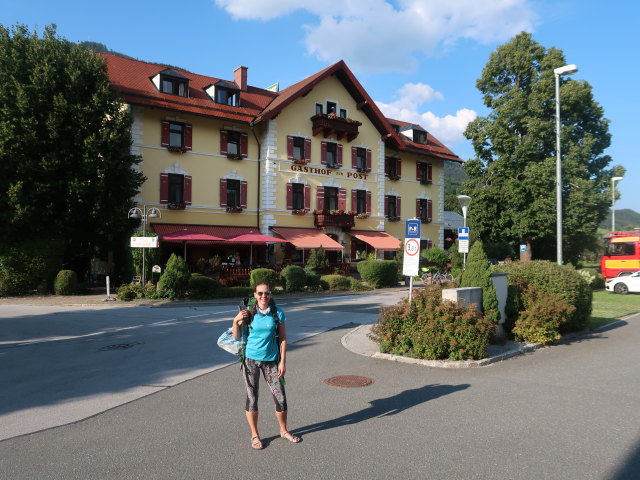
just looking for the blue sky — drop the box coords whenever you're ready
[1,0,637,211]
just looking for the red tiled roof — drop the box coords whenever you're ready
[99,53,277,123]
[387,118,462,163]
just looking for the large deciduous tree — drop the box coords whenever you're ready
[462,32,620,264]
[0,24,144,291]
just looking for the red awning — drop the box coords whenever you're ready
[152,224,260,240]
[348,230,400,251]
[271,227,344,251]
[161,229,225,242]
[227,233,287,244]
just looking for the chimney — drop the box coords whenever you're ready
[234,66,248,91]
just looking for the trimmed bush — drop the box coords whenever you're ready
[250,268,277,289]
[349,276,371,291]
[370,284,495,360]
[158,254,191,299]
[320,274,351,290]
[117,283,143,301]
[494,260,592,333]
[421,246,448,271]
[511,287,575,344]
[459,240,500,324]
[357,259,398,288]
[188,273,220,299]
[280,265,306,292]
[304,267,322,290]
[54,270,78,295]
[577,269,605,290]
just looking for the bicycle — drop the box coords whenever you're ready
[421,270,453,284]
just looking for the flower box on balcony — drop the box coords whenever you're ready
[227,153,244,160]
[356,167,368,173]
[388,174,401,181]
[291,209,307,215]
[355,212,370,219]
[420,217,432,224]
[167,146,187,153]
[386,216,401,222]
[313,210,356,228]
[167,202,186,210]
[292,159,308,165]
[419,179,432,185]
[311,114,361,142]
[226,206,243,213]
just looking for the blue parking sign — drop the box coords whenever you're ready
[405,219,421,239]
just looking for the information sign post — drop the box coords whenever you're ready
[403,219,421,301]
[458,227,469,269]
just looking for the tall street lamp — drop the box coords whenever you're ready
[554,63,578,265]
[611,176,623,231]
[128,205,161,285]
[457,195,472,269]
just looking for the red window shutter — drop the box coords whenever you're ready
[416,163,421,181]
[337,143,343,167]
[219,179,228,207]
[397,197,401,218]
[384,157,389,176]
[428,199,433,222]
[287,136,294,160]
[316,186,325,211]
[286,184,293,209]
[338,188,347,211]
[184,124,192,151]
[161,121,170,147]
[397,159,402,177]
[416,199,421,218]
[351,147,357,169]
[220,130,228,155]
[366,191,371,213]
[240,180,248,208]
[183,175,192,205]
[304,138,311,162]
[304,184,311,210]
[384,195,389,217]
[240,133,248,157]
[366,149,371,172]
[427,163,433,182]
[160,173,169,204]
[320,142,327,165]
[351,189,357,210]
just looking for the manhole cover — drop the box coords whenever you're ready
[99,342,143,351]
[324,375,374,388]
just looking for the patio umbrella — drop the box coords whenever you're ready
[161,229,225,260]
[226,233,287,266]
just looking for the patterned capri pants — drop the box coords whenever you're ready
[242,358,288,412]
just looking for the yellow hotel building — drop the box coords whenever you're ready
[102,54,461,269]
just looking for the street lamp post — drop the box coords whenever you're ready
[611,177,623,231]
[554,64,578,265]
[128,205,161,285]
[457,195,472,270]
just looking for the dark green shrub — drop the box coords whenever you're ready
[280,265,306,292]
[357,259,398,288]
[219,286,254,298]
[188,273,220,299]
[459,240,499,324]
[577,269,605,290]
[304,267,321,290]
[158,254,191,299]
[512,287,575,344]
[370,284,495,360]
[250,268,277,289]
[349,276,371,291]
[494,260,592,333]
[143,282,157,298]
[117,283,143,301]
[320,274,351,290]
[54,270,78,295]
[305,247,329,271]
[421,246,448,271]
[0,239,64,296]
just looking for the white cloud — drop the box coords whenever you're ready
[214,0,537,73]
[376,84,477,145]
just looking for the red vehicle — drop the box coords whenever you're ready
[601,231,640,279]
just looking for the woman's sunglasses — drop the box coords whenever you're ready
[256,291,271,297]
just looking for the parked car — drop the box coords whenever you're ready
[605,271,640,295]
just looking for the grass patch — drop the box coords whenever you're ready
[590,290,640,329]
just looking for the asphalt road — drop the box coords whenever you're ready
[1,294,639,479]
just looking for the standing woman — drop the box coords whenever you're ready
[232,282,301,449]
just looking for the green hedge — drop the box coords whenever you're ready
[494,260,592,333]
[54,270,78,295]
[370,285,495,360]
[187,273,220,299]
[280,265,306,292]
[356,259,398,288]
[320,274,351,290]
[250,268,277,289]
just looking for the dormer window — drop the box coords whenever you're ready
[216,88,239,106]
[155,69,189,98]
[414,130,427,145]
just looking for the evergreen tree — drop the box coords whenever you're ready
[463,32,620,264]
[459,240,499,324]
[0,24,144,288]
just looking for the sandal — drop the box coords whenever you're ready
[251,435,263,450]
[280,431,301,443]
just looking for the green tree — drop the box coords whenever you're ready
[463,32,618,264]
[459,240,500,324]
[0,24,144,287]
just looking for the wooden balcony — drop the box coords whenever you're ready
[314,211,356,229]
[311,114,361,142]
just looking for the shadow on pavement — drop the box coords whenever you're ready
[293,383,470,436]
[610,436,640,480]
